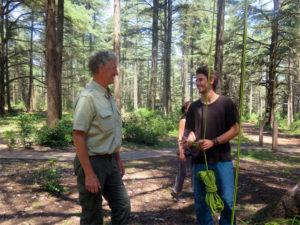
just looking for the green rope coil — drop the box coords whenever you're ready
[197,170,224,216]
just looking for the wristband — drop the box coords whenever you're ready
[212,138,219,146]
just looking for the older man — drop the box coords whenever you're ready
[73,50,130,225]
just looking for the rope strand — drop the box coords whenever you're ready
[231,0,249,224]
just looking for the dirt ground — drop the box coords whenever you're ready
[0,123,300,225]
[1,151,300,225]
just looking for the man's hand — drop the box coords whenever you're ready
[196,139,214,151]
[85,173,101,194]
[115,152,125,177]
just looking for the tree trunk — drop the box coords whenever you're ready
[148,0,158,110]
[181,48,188,106]
[287,55,293,125]
[249,83,253,116]
[253,181,300,222]
[266,0,279,127]
[46,0,60,128]
[0,0,5,117]
[258,87,262,118]
[113,0,121,110]
[56,0,64,118]
[27,12,34,112]
[215,0,225,94]
[133,44,138,112]
[190,45,194,101]
[164,0,172,117]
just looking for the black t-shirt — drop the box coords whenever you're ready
[185,95,239,164]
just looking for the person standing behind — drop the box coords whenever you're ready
[172,101,193,203]
[73,50,130,225]
[182,66,239,225]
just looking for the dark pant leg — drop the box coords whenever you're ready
[74,156,103,225]
[173,158,187,193]
[102,158,131,225]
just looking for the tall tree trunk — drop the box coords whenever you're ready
[258,87,262,118]
[164,0,172,117]
[0,0,5,117]
[287,55,293,125]
[190,45,194,101]
[113,0,121,110]
[148,0,158,110]
[46,0,60,128]
[27,12,34,112]
[181,48,188,105]
[56,0,64,118]
[249,83,253,116]
[215,0,225,94]
[133,44,138,112]
[266,0,279,127]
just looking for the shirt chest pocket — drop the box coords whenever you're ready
[98,110,114,133]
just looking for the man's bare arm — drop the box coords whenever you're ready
[73,130,100,194]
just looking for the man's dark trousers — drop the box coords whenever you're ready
[74,155,131,225]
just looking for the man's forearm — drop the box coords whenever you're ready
[216,122,239,144]
[73,131,95,176]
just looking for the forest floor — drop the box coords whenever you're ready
[0,122,300,225]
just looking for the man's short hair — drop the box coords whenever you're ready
[196,66,219,90]
[88,51,117,76]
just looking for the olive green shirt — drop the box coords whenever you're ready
[73,81,122,156]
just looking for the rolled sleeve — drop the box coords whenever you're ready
[73,94,95,133]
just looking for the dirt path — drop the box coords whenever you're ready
[242,122,300,147]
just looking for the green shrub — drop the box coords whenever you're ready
[17,113,36,148]
[122,108,178,145]
[4,130,17,149]
[36,118,73,147]
[34,158,66,196]
[123,122,158,145]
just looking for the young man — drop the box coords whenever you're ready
[73,51,130,225]
[182,66,239,225]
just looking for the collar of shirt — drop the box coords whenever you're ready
[90,80,111,99]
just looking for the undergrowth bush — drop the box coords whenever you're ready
[122,108,177,145]
[36,118,73,147]
[4,130,17,149]
[34,158,66,196]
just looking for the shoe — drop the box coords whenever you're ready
[171,191,186,203]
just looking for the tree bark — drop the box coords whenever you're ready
[287,55,293,125]
[190,45,194,101]
[266,0,279,127]
[26,12,34,112]
[164,0,172,117]
[181,48,188,106]
[253,181,300,221]
[0,0,5,116]
[215,0,225,94]
[56,0,64,118]
[249,83,253,116]
[113,0,121,110]
[148,0,158,110]
[134,43,138,112]
[46,0,60,128]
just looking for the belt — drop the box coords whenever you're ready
[91,154,113,159]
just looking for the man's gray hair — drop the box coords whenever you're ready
[88,50,117,76]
